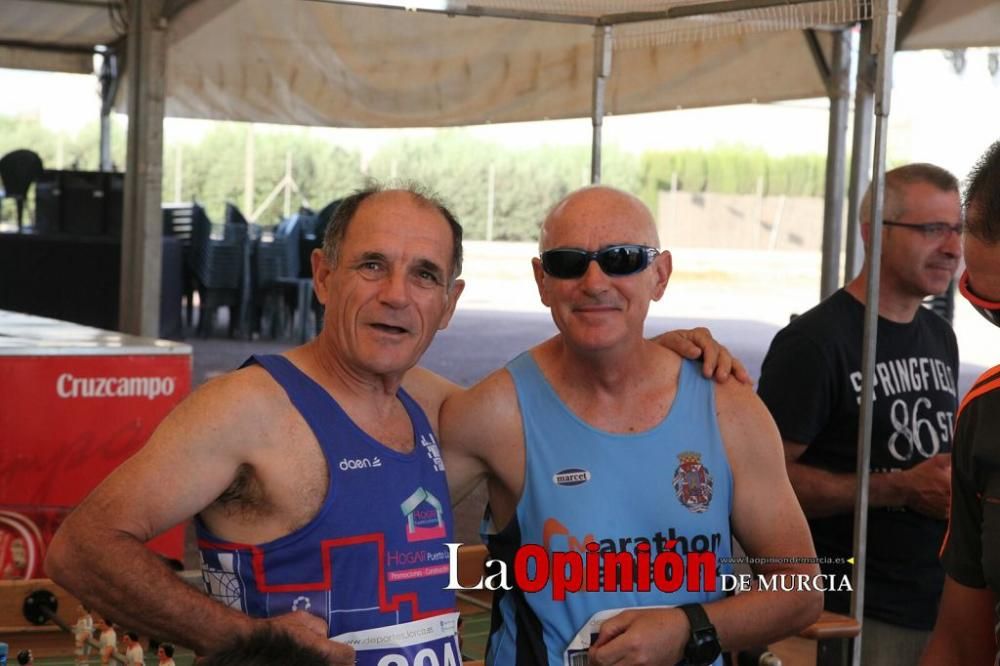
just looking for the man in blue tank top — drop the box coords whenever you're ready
[441,187,823,665]
[48,186,469,665]
[47,183,737,665]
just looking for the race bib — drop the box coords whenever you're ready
[563,606,672,666]
[332,613,461,666]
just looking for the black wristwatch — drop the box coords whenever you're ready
[678,603,721,665]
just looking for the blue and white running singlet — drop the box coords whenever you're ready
[197,354,458,665]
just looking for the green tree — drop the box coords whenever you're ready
[166,123,365,224]
[367,131,641,242]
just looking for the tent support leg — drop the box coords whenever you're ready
[851,4,898,665]
[98,50,119,172]
[820,27,851,299]
[120,0,167,337]
[845,21,875,283]
[590,25,612,184]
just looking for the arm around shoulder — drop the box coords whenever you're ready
[439,368,520,503]
[401,366,464,434]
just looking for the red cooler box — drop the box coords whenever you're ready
[0,310,192,578]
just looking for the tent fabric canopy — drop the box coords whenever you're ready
[0,0,121,48]
[161,1,841,127]
[901,0,1000,49]
[0,0,996,127]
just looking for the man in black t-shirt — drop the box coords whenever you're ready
[922,141,1000,665]
[758,163,961,666]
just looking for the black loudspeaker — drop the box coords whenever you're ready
[105,172,124,236]
[62,171,105,235]
[33,175,60,234]
[33,169,124,237]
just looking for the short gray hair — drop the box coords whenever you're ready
[859,163,959,227]
[320,181,464,282]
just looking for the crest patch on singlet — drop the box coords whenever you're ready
[672,451,714,513]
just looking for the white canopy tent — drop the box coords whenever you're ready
[0,0,1000,127]
[2,1,997,124]
[3,1,998,122]
[1,3,994,664]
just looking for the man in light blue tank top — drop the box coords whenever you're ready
[441,187,823,665]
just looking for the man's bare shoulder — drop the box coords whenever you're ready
[51,363,299,546]
[643,341,685,381]
[711,372,759,409]
[201,362,282,393]
[450,365,517,412]
[441,364,519,448]
[712,376,783,471]
[159,362,326,540]
[157,363,290,443]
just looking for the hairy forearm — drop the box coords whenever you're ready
[787,461,907,518]
[46,520,254,654]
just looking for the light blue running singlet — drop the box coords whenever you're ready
[485,353,733,666]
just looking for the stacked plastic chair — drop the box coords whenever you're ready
[252,213,302,338]
[301,199,339,277]
[162,204,199,328]
[289,199,341,338]
[270,209,318,341]
[190,203,250,337]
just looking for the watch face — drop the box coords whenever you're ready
[686,628,722,665]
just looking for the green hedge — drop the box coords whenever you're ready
[2,116,837,242]
[640,145,828,210]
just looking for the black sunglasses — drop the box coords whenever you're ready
[540,244,659,279]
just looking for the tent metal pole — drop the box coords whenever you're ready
[98,50,119,172]
[316,0,824,27]
[820,27,851,299]
[845,21,875,283]
[99,111,112,172]
[851,3,897,664]
[120,0,167,337]
[590,25,612,184]
[0,38,95,54]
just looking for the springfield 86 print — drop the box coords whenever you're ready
[885,397,953,461]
